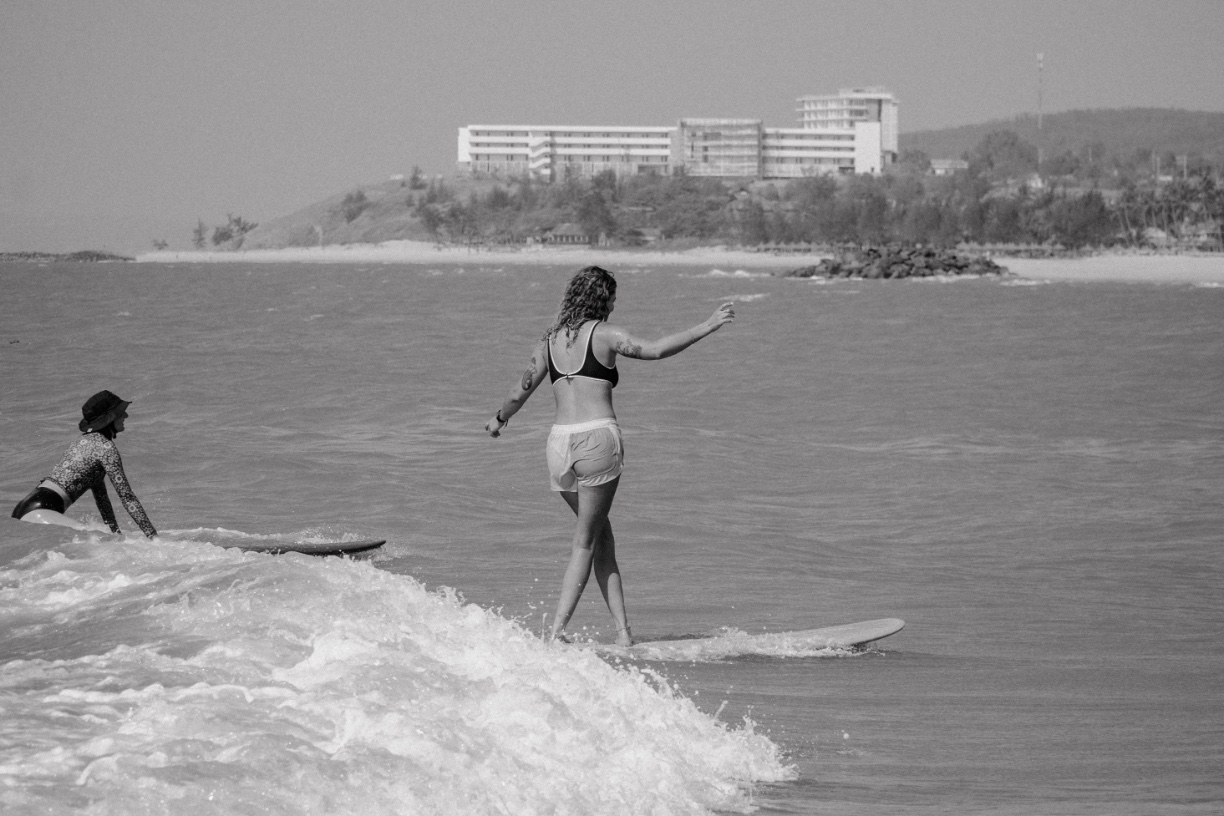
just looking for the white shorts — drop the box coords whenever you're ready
[546,419,624,492]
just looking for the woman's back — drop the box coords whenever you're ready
[547,321,617,425]
[49,434,114,501]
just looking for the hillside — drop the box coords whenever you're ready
[901,108,1224,165]
[237,174,531,250]
[238,180,423,250]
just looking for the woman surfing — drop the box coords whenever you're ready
[486,266,733,645]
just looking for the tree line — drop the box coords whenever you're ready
[422,129,1223,250]
[190,213,259,249]
[901,108,1224,183]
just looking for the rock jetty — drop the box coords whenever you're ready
[778,246,1011,279]
[0,251,133,263]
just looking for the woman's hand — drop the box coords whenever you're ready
[486,413,507,438]
[706,302,736,332]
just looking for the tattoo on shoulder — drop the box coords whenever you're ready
[615,340,644,359]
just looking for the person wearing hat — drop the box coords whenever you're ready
[11,390,158,538]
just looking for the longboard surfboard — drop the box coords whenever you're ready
[596,618,905,661]
[222,538,386,557]
[17,511,386,557]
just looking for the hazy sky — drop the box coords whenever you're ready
[3,0,1222,253]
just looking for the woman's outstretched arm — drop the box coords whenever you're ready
[603,302,735,361]
[487,338,550,437]
[100,442,158,538]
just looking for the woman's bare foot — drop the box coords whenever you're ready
[615,626,633,647]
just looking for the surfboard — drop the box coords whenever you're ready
[222,539,386,557]
[18,509,89,530]
[16,513,385,557]
[607,618,905,661]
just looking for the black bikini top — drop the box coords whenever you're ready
[547,321,618,387]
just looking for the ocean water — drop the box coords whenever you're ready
[1,259,1221,815]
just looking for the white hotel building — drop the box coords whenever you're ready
[457,88,898,182]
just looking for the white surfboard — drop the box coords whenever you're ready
[18,509,90,530]
[16,513,385,557]
[600,618,905,661]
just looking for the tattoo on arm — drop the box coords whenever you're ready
[615,340,644,359]
[520,355,537,391]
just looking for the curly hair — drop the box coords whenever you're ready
[544,266,617,347]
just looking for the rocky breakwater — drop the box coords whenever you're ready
[777,246,1011,279]
[0,251,133,263]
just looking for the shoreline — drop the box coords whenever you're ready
[136,241,829,269]
[999,255,1224,284]
[134,241,1224,283]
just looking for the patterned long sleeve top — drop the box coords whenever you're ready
[47,434,158,538]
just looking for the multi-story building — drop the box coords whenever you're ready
[457,88,898,182]
[457,126,674,182]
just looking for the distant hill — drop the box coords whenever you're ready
[901,108,1224,164]
[237,174,523,250]
[239,179,429,250]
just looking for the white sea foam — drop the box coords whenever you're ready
[0,532,792,815]
[911,273,986,283]
[686,268,772,279]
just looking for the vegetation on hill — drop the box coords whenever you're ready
[232,166,435,250]
[195,112,1224,253]
[901,108,1224,178]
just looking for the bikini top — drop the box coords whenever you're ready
[547,321,618,387]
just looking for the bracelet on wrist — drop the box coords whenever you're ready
[495,410,507,424]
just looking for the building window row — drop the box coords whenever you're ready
[470,130,672,139]
[765,156,849,164]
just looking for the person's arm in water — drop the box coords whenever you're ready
[100,441,158,538]
[602,302,735,360]
[487,338,550,437]
[89,481,122,534]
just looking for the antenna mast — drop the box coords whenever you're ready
[1037,53,1044,174]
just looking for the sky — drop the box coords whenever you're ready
[2,0,1222,253]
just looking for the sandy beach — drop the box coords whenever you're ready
[136,241,1224,284]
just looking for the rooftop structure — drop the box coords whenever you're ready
[930,158,970,176]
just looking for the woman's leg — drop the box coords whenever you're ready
[550,477,629,643]
[558,484,632,645]
[591,515,632,646]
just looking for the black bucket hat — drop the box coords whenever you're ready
[79,390,131,433]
